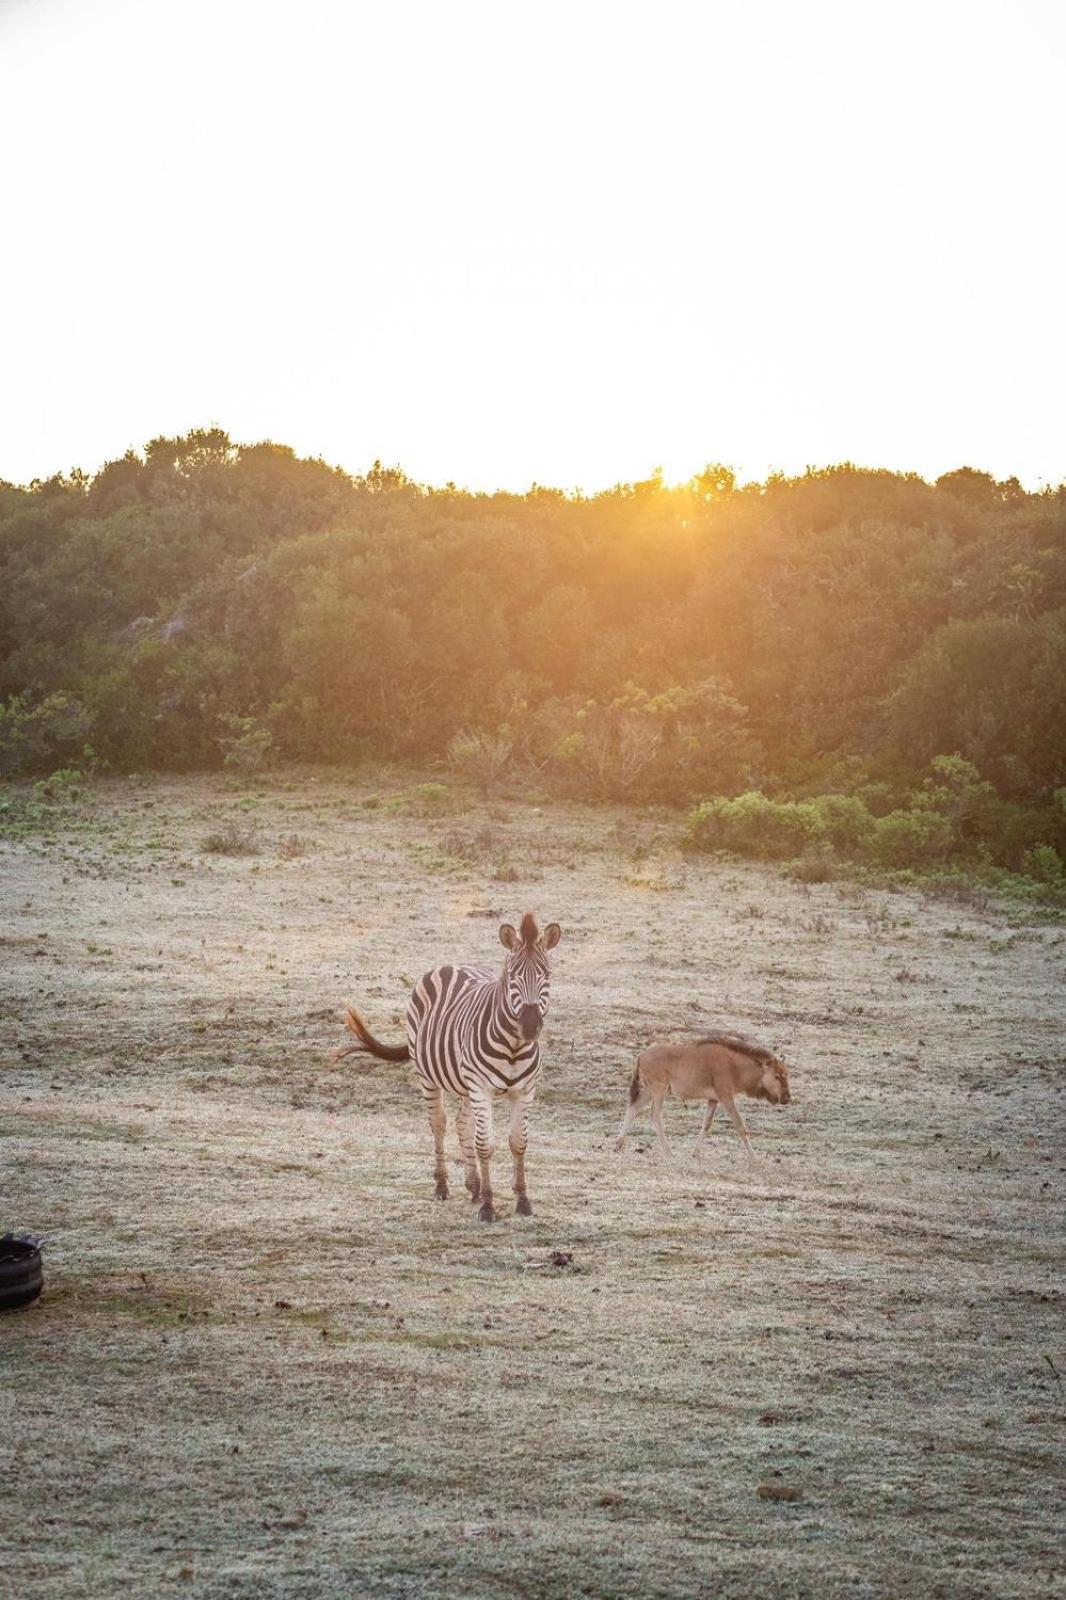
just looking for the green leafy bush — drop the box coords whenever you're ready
[887,615,1066,800]
[684,756,1054,880]
[217,713,273,774]
[1022,843,1064,885]
[871,808,954,867]
[392,782,456,815]
[809,793,877,852]
[688,792,826,858]
[34,766,87,803]
[0,692,94,777]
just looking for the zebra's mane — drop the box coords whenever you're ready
[694,1030,776,1064]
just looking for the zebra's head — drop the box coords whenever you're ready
[499,912,561,1042]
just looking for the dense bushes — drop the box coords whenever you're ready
[869,807,954,868]
[886,613,1066,799]
[687,757,1066,894]
[1,431,1063,879]
[688,793,826,859]
[0,691,94,777]
[449,681,759,803]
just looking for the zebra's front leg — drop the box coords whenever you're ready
[509,1092,534,1216]
[423,1084,449,1200]
[456,1095,480,1202]
[470,1088,497,1223]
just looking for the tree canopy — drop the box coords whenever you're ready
[1,431,1063,870]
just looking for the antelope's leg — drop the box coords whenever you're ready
[693,1098,717,1159]
[650,1091,671,1159]
[423,1083,449,1199]
[615,1086,651,1151]
[509,1091,534,1216]
[721,1093,758,1162]
[456,1095,480,1201]
[470,1087,497,1223]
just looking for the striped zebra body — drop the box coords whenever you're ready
[407,963,542,1098]
[337,913,561,1222]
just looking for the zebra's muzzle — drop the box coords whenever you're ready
[519,1005,543,1042]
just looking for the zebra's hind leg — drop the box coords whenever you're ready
[423,1083,449,1200]
[456,1096,480,1202]
[470,1087,497,1223]
[509,1092,534,1216]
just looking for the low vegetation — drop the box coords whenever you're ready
[688,758,1066,905]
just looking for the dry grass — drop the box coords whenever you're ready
[1,771,1064,1599]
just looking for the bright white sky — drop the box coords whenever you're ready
[1,0,1064,491]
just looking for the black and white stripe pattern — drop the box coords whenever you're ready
[408,914,561,1221]
[408,962,540,1095]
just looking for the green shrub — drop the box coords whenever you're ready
[689,792,825,859]
[854,781,897,818]
[872,808,954,867]
[1022,843,1064,886]
[0,692,94,777]
[217,713,273,775]
[34,766,86,803]
[393,782,455,815]
[809,793,876,853]
[886,616,1066,801]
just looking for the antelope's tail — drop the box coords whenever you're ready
[331,1005,410,1064]
[628,1057,645,1104]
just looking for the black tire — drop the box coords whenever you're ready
[0,1240,43,1311]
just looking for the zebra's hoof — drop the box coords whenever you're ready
[434,1185,449,1201]
[477,1202,497,1223]
[515,1196,533,1217]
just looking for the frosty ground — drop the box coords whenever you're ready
[1,773,1063,1599]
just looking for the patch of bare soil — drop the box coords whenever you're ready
[1,774,1063,1599]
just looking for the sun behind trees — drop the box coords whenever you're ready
[0,431,1063,892]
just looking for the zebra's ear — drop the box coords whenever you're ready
[542,922,562,950]
[499,923,519,950]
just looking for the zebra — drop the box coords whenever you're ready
[335,912,562,1222]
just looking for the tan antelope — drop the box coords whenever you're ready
[615,1033,791,1160]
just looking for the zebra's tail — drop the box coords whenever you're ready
[331,1005,410,1064]
[628,1057,645,1104]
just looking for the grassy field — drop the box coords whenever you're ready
[2,772,1064,1599]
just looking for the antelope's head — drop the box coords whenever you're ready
[758,1056,791,1105]
[499,912,561,1041]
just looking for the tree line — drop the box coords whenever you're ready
[1,430,1063,886]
